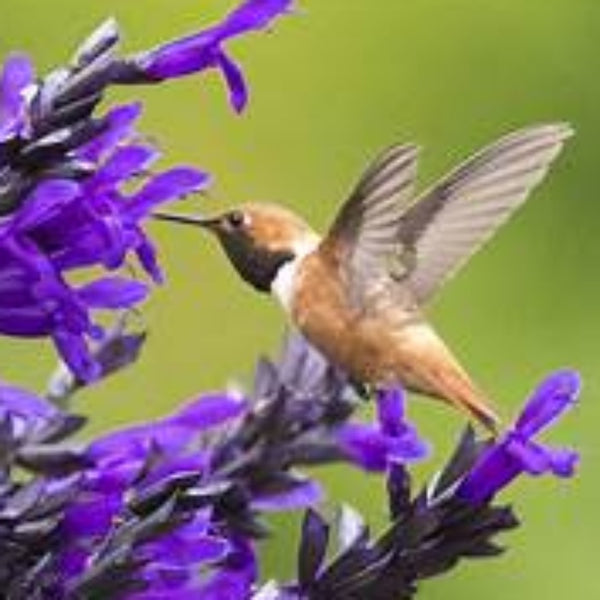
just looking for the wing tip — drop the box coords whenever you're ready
[381,142,421,160]
[513,121,575,144]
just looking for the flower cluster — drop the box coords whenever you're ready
[0,319,580,599]
[253,371,580,600]
[0,0,293,381]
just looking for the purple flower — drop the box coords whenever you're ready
[135,0,294,111]
[0,386,256,599]
[252,477,323,512]
[47,312,148,404]
[59,392,247,593]
[0,0,294,380]
[0,330,584,598]
[457,370,580,504]
[336,387,429,471]
[0,156,206,380]
[0,51,208,381]
[87,392,247,464]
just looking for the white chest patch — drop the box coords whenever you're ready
[271,236,319,313]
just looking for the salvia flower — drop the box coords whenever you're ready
[252,370,580,600]
[0,321,582,599]
[336,387,429,471]
[61,393,248,597]
[46,311,148,406]
[132,0,295,112]
[258,433,516,600]
[457,369,580,504]
[0,0,291,380]
[4,4,581,600]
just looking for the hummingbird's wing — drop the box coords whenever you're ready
[397,123,573,303]
[322,144,420,304]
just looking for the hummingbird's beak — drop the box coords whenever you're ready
[152,211,221,231]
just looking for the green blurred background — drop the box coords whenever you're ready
[0,0,598,597]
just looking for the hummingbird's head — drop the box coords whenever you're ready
[154,203,319,293]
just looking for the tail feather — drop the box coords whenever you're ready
[436,368,500,435]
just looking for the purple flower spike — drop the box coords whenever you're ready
[0,1,293,377]
[336,387,429,472]
[56,391,249,591]
[458,370,581,505]
[0,103,207,379]
[137,0,294,111]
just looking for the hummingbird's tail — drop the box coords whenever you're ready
[455,390,500,436]
[436,370,501,436]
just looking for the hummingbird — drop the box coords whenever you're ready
[156,123,572,432]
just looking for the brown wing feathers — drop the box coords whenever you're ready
[324,123,572,304]
[401,123,573,302]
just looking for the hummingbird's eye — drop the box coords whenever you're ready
[226,211,246,229]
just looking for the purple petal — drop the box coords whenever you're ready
[506,436,552,475]
[76,277,148,309]
[387,430,429,463]
[456,442,521,504]
[90,211,130,270]
[0,306,51,337]
[457,372,581,505]
[142,532,230,567]
[509,437,579,479]
[545,446,579,477]
[252,478,323,511]
[126,167,209,221]
[216,51,248,113]
[142,0,292,79]
[337,401,427,472]
[170,393,247,430]
[12,180,81,231]
[376,387,405,437]
[336,424,393,471]
[131,590,207,600]
[196,538,257,600]
[59,547,88,580]
[88,394,245,463]
[77,102,142,162]
[0,53,34,141]
[136,0,292,110]
[141,33,218,81]
[135,234,163,283]
[89,144,160,189]
[85,458,143,494]
[219,0,295,38]
[87,422,183,463]
[62,494,123,538]
[515,370,581,438]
